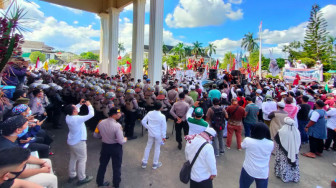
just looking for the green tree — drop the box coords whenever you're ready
[300,57,316,68]
[118,43,126,56]
[276,58,286,69]
[80,52,99,61]
[49,59,59,65]
[184,46,192,57]
[206,43,217,67]
[170,42,185,66]
[303,4,329,61]
[219,52,235,69]
[118,55,132,66]
[241,32,259,57]
[29,51,46,63]
[282,41,305,62]
[162,43,169,56]
[166,55,180,68]
[192,41,203,59]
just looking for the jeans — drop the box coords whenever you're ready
[298,120,309,143]
[142,136,162,165]
[190,179,213,188]
[226,123,243,149]
[325,128,336,150]
[212,129,224,155]
[239,167,268,188]
[68,141,87,181]
[96,143,123,187]
[243,122,254,137]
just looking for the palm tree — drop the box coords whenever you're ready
[170,42,185,66]
[206,43,217,67]
[241,32,259,55]
[162,43,169,56]
[192,41,203,60]
[327,35,336,53]
[118,43,125,56]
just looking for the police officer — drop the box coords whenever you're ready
[156,89,171,120]
[144,86,156,112]
[124,89,139,140]
[94,107,127,188]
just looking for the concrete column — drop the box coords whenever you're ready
[148,0,164,83]
[108,8,120,76]
[98,13,109,74]
[131,0,146,81]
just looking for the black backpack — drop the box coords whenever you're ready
[211,106,225,132]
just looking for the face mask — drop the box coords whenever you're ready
[17,126,29,138]
[26,110,32,117]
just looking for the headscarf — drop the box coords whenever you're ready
[12,104,29,115]
[277,117,301,163]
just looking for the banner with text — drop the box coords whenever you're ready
[283,68,322,82]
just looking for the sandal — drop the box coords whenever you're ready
[301,152,316,158]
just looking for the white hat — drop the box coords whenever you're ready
[281,92,287,95]
[332,90,336,95]
[277,102,285,108]
[221,93,228,99]
[205,127,216,137]
[256,89,262,94]
[190,85,195,90]
[265,86,270,90]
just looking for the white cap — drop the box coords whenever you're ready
[265,86,270,90]
[190,85,195,90]
[281,92,287,95]
[221,93,227,99]
[256,89,262,94]
[205,127,216,137]
[277,102,285,108]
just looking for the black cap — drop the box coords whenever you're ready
[108,107,121,116]
[0,115,27,136]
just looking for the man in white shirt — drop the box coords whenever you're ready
[262,95,277,127]
[254,89,264,121]
[185,127,217,188]
[64,99,94,186]
[141,102,167,169]
[324,107,336,150]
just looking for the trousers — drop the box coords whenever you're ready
[190,179,213,188]
[239,167,268,188]
[298,120,309,143]
[96,143,123,187]
[142,136,162,165]
[309,136,324,154]
[124,110,137,137]
[226,123,243,149]
[68,141,87,181]
[23,159,58,188]
[324,128,336,150]
[212,129,224,155]
[175,120,189,143]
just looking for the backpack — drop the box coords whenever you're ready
[211,106,225,132]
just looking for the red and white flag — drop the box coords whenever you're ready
[126,61,132,73]
[35,57,42,69]
[215,59,219,69]
[64,64,70,71]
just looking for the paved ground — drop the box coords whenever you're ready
[46,116,335,188]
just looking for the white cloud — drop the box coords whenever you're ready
[210,38,242,55]
[73,21,78,24]
[228,0,242,4]
[124,0,150,13]
[321,4,336,36]
[165,0,243,28]
[50,4,83,14]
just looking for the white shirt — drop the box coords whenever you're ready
[244,85,252,96]
[141,110,167,139]
[326,108,336,129]
[185,136,217,182]
[255,95,263,109]
[242,137,274,179]
[66,104,94,145]
[186,107,209,135]
[262,101,277,121]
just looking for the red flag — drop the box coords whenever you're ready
[95,68,100,74]
[35,57,42,69]
[187,61,192,70]
[215,59,219,69]
[232,58,236,71]
[126,61,132,73]
[80,66,85,72]
[247,63,251,74]
[293,74,301,86]
[64,64,70,71]
[70,66,76,72]
[121,66,125,73]
[118,56,122,60]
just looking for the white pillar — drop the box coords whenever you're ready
[132,0,146,81]
[148,0,164,83]
[108,8,120,76]
[99,13,109,74]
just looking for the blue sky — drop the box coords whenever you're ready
[18,0,336,58]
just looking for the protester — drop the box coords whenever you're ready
[274,117,301,183]
[239,122,274,188]
[269,102,288,140]
[185,127,217,188]
[226,98,245,150]
[297,95,311,144]
[244,97,259,137]
[64,99,94,185]
[262,95,277,126]
[141,102,167,169]
[324,105,336,151]
[94,107,127,188]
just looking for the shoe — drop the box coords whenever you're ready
[333,163,336,167]
[238,149,242,151]
[166,136,169,139]
[128,136,137,140]
[49,152,54,156]
[220,151,225,155]
[178,142,182,150]
[215,154,219,157]
[67,176,77,183]
[98,181,110,187]
[141,162,147,169]
[226,147,231,150]
[77,176,93,186]
[152,162,162,169]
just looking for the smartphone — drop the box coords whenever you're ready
[41,116,48,122]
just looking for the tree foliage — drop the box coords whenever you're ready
[303,4,329,61]
[300,57,316,68]
[49,59,59,65]
[192,41,203,59]
[118,43,125,56]
[29,51,46,63]
[80,52,99,61]
[241,32,259,54]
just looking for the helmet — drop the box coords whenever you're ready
[52,85,62,91]
[127,82,135,88]
[159,89,167,96]
[37,84,50,90]
[66,80,73,84]
[79,83,85,88]
[97,88,105,95]
[105,92,116,99]
[147,86,154,92]
[98,79,105,84]
[97,83,103,88]
[104,80,110,84]
[117,82,123,87]
[74,80,81,85]
[111,81,117,85]
[126,89,135,94]
[116,87,125,93]
[48,83,57,87]
[90,81,96,85]
[135,83,142,89]
[29,83,41,89]
[92,85,100,92]
[86,83,93,89]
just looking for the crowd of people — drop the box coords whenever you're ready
[0,58,335,188]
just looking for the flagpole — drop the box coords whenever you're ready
[258,21,262,78]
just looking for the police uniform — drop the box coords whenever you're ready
[94,110,126,188]
[124,89,139,139]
